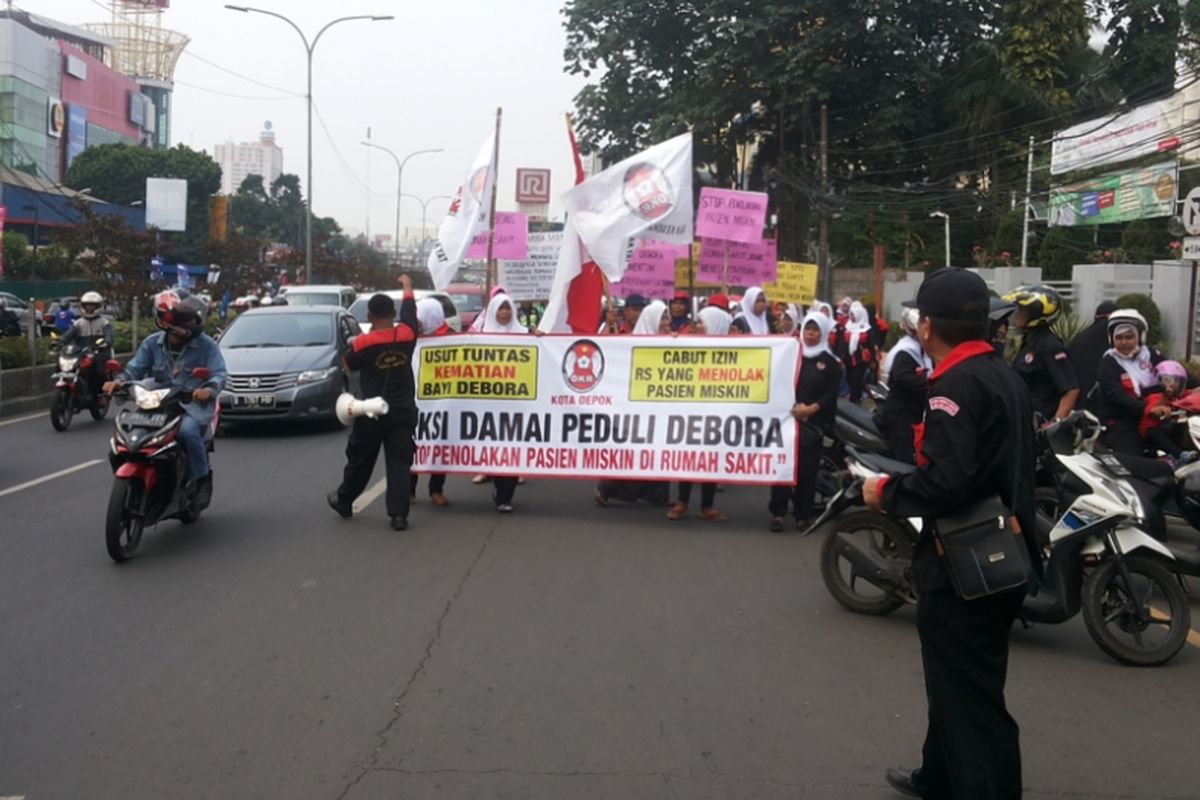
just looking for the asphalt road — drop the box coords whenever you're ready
[1,408,1199,800]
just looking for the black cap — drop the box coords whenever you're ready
[903,268,989,322]
[1095,300,1117,319]
[367,293,396,318]
[625,294,648,308]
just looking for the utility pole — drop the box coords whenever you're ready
[818,103,831,302]
[1021,135,1035,268]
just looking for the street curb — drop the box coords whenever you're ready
[0,392,53,419]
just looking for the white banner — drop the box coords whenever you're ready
[426,132,496,289]
[498,231,563,301]
[1051,97,1183,175]
[412,333,799,484]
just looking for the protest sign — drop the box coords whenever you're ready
[467,211,529,260]
[612,241,685,299]
[762,261,819,305]
[697,238,778,285]
[674,256,722,290]
[696,187,769,244]
[498,231,563,301]
[412,334,799,483]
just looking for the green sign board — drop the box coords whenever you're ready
[1048,161,1178,227]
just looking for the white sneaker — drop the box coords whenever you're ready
[496,503,513,513]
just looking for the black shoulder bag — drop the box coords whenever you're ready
[934,471,1032,601]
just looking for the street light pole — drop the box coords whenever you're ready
[225,6,393,285]
[360,143,441,265]
[401,193,452,267]
[930,211,951,267]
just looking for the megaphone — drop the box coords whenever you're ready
[335,393,389,426]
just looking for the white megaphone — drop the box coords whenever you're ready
[335,393,390,426]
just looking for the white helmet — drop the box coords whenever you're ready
[81,291,103,319]
[900,306,921,337]
[1106,308,1148,346]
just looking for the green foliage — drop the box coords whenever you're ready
[1051,311,1087,346]
[55,201,158,314]
[1113,292,1164,348]
[1106,0,1182,104]
[0,336,51,369]
[1120,219,1172,263]
[991,209,1026,257]
[1036,226,1090,280]
[1000,0,1088,109]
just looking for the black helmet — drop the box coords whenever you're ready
[153,289,206,338]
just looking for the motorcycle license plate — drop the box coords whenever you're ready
[125,412,167,427]
[233,394,276,408]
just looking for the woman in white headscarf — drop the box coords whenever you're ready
[1096,308,1166,454]
[769,310,843,532]
[469,285,509,332]
[734,287,773,335]
[877,306,932,463]
[834,300,878,403]
[472,291,527,510]
[411,297,454,505]
[810,300,834,320]
[631,300,672,335]
[667,305,733,522]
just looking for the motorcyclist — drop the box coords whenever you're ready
[1004,285,1079,422]
[60,291,114,401]
[103,290,227,501]
[52,297,77,334]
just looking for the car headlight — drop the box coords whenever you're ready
[133,385,170,410]
[58,356,78,370]
[297,366,339,385]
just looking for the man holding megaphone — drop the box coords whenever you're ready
[328,276,419,531]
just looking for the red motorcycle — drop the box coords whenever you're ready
[49,336,113,431]
[104,363,218,562]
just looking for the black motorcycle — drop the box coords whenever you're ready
[105,366,217,563]
[49,336,113,431]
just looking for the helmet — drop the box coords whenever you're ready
[153,289,205,338]
[1003,285,1062,328]
[80,291,103,319]
[988,297,1016,322]
[900,306,921,337]
[1156,360,1188,381]
[1106,308,1148,346]
[59,297,71,309]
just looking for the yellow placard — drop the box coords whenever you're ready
[629,346,771,403]
[763,261,819,305]
[417,344,539,400]
[674,248,723,290]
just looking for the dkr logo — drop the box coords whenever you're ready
[562,339,605,393]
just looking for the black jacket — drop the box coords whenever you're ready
[878,348,929,434]
[882,342,1039,593]
[1012,326,1077,421]
[1067,319,1109,409]
[1095,349,1164,433]
[345,294,418,420]
[797,350,842,435]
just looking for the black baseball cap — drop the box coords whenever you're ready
[903,268,989,323]
[625,294,648,308]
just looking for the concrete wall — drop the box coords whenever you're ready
[828,268,923,321]
[1151,260,1197,354]
[1070,264,1152,322]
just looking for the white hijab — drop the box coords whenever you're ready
[800,311,835,359]
[698,305,731,336]
[810,300,834,319]
[632,300,668,335]
[845,301,871,356]
[1105,342,1157,397]
[884,333,933,378]
[416,297,445,335]
[480,293,527,334]
[736,286,771,335]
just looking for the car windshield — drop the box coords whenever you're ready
[221,313,334,348]
[448,293,483,313]
[283,292,342,307]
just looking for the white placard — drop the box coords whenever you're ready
[145,177,188,232]
[497,231,563,301]
[1184,188,1200,236]
[1182,237,1200,261]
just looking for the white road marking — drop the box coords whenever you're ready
[0,412,44,427]
[352,478,388,514]
[0,460,105,499]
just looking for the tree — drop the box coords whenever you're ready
[1105,0,1182,104]
[56,201,158,314]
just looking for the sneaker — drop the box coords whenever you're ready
[496,503,514,513]
[327,491,352,519]
[884,768,920,798]
[430,492,449,506]
[390,516,408,531]
[1182,451,1200,465]
[769,516,784,533]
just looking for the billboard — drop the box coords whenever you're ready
[1051,98,1183,175]
[1048,161,1178,227]
[65,105,87,168]
[146,177,189,232]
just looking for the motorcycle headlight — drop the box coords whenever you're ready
[58,356,78,371]
[133,385,170,410]
[297,366,339,385]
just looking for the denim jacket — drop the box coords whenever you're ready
[119,331,228,427]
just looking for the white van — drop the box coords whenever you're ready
[278,285,356,309]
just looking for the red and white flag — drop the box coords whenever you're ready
[540,132,693,333]
[426,132,496,290]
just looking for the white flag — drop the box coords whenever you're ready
[561,132,693,281]
[426,132,496,290]
[537,216,586,333]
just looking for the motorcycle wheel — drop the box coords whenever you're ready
[820,510,913,616]
[1082,555,1190,667]
[89,394,110,421]
[105,478,145,563]
[49,389,74,431]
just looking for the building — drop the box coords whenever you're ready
[215,123,284,195]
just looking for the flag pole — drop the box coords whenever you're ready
[484,106,503,297]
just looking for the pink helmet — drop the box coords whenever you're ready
[1156,360,1188,381]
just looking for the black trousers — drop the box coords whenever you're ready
[1102,423,1143,456]
[914,586,1025,800]
[884,424,917,465]
[493,476,518,506]
[1144,425,1183,458]
[769,426,822,521]
[336,414,415,519]
[677,482,716,508]
[409,472,447,495]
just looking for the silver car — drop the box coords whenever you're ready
[217,306,360,423]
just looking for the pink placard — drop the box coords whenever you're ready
[696,238,778,285]
[696,187,768,244]
[611,242,679,300]
[468,212,529,260]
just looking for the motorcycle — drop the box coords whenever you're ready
[48,336,113,431]
[104,364,218,563]
[809,413,1192,667]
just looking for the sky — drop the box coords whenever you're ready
[22,0,588,240]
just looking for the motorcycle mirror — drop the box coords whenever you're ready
[191,367,211,381]
[106,359,122,373]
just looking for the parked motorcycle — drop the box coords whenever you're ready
[104,364,217,563]
[810,413,1191,667]
[49,336,113,431]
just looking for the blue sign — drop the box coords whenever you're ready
[150,256,163,281]
[66,105,87,168]
[176,263,191,289]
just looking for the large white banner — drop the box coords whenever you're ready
[412,334,799,484]
[1051,97,1183,175]
[498,231,563,301]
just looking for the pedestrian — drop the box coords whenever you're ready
[988,298,1016,357]
[667,304,732,522]
[834,301,877,403]
[327,277,419,531]
[1096,308,1164,454]
[1005,285,1079,423]
[668,290,693,332]
[877,306,931,463]
[777,305,801,335]
[631,299,672,335]
[810,300,834,319]
[477,291,527,512]
[705,293,731,312]
[769,310,841,532]
[1067,301,1117,409]
[734,287,773,334]
[410,297,452,507]
[469,285,508,332]
[516,299,543,331]
[862,267,1039,800]
[616,293,646,334]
